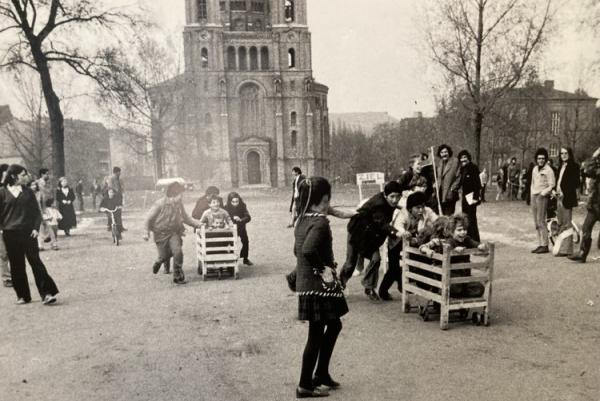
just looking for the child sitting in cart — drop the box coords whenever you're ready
[199,195,233,229]
[419,213,487,298]
[99,188,123,237]
[143,182,202,284]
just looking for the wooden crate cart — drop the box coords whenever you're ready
[195,226,240,280]
[401,241,495,330]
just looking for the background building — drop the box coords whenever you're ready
[161,0,330,188]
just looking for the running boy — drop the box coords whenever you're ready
[143,182,202,284]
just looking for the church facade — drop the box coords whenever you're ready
[172,0,330,188]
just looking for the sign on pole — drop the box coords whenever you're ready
[356,172,385,204]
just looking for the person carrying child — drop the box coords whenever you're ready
[143,182,202,284]
[99,188,124,238]
[379,191,438,300]
[419,213,487,298]
[41,198,62,251]
[293,176,348,398]
[225,192,253,266]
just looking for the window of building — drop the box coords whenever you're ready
[227,46,236,69]
[290,80,296,91]
[249,47,259,70]
[291,130,297,147]
[230,1,246,10]
[238,46,248,70]
[551,111,560,136]
[290,111,297,126]
[251,1,264,12]
[284,0,295,22]
[198,0,208,20]
[205,113,212,124]
[288,48,295,68]
[240,83,262,137]
[253,19,263,30]
[201,48,208,69]
[260,47,269,70]
[233,18,246,31]
[219,1,226,11]
[549,143,558,158]
[204,80,208,91]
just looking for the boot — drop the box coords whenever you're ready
[569,238,591,263]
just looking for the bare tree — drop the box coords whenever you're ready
[0,0,140,176]
[424,0,553,165]
[0,69,51,172]
[95,34,183,179]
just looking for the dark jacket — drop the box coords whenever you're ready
[459,162,481,204]
[0,186,43,232]
[524,163,534,205]
[347,192,397,256]
[294,214,337,294]
[289,174,306,213]
[145,197,199,242]
[56,186,77,230]
[583,157,600,214]
[192,195,223,220]
[224,203,251,232]
[557,162,580,209]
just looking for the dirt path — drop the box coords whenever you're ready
[1,193,599,401]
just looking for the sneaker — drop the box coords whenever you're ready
[152,262,161,274]
[352,269,362,277]
[173,278,187,285]
[379,291,393,301]
[16,298,29,305]
[536,246,550,254]
[42,294,57,305]
[3,280,12,288]
[243,258,254,266]
[364,289,380,301]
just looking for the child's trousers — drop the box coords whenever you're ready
[155,234,184,281]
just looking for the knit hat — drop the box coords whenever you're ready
[406,192,426,210]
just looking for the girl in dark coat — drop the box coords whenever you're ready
[457,150,482,241]
[294,176,347,398]
[553,147,580,256]
[225,192,253,265]
[56,177,77,236]
[0,164,59,305]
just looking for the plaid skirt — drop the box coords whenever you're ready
[298,294,349,322]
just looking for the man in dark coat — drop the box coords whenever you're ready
[457,150,482,241]
[435,144,460,215]
[339,181,402,300]
[570,148,600,263]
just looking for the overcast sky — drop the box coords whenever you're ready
[0,0,598,121]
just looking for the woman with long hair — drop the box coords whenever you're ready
[224,192,253,265]
[294,177,347,398]
[0,164,59,304]
[56,177,77,236]
[554,147,580,256]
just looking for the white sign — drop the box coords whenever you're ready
[356,172,385,185]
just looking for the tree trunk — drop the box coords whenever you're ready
[151,121,164,179]
[31,42,65,177]
[473,0,484,166]
[473,110,483,166]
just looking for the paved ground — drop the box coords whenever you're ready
[1,188,599,401]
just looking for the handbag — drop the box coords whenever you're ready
[317,266,343,293]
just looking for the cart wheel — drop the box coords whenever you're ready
[202,274,207,281]
[458,309,469,319]
[483,313,490,326]
[217,270,222,280]
[422,310,430,322]
[472,312,481,326]
[234,272,239,280]
[418,305,425,317]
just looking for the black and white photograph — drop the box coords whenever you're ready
[1,0,600,400]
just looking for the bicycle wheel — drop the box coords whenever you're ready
[112,225,120,246]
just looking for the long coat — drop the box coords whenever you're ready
[557,162,580,209]
[459,162,482,203]
[436,157,460,203]
[289,174,306,213]
[56,187,77,230]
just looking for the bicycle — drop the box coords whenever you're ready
[100,206,122,246]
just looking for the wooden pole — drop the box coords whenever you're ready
[430,146,443,215]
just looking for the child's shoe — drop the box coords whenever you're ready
[243,258,254,266]
[42,294,57,305]
[152,262,161,274]
[51,244,59,251]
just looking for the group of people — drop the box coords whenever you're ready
[143,184,253,285]
[287,144,488,397]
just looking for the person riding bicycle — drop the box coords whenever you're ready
[99,188,123,238]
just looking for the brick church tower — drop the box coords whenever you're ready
[179,0,330,187]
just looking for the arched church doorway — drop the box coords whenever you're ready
[247,151,261,184]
